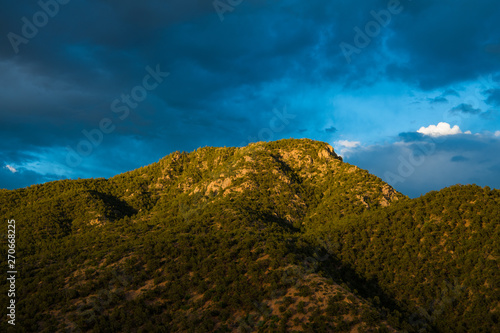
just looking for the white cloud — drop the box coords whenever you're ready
[495,131,500,137]
[336,140,361,148]
[5,165,17,173]
[334,140,361,156]
[345,133,500,198]
[417,122,464,137]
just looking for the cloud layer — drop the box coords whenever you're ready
[1,0,499,195]
[346,129,500,197]
[417,122,465,137]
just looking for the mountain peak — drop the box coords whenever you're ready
[1,139,497,332]
[125,139,401,220]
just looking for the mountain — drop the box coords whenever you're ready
[0,139,498,332]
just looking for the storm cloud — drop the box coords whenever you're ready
[1,0,499,195]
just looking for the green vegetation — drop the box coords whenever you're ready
[0,139,497,332]
[306,184,500,332]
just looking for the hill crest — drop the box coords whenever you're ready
[0,139,497,332]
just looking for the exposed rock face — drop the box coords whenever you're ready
[142,139,404,226]
[2,138,497,332]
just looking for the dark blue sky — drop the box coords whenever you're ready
[1,0,500,197]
